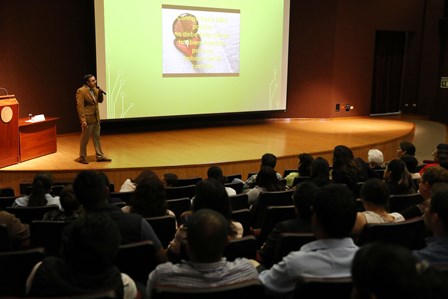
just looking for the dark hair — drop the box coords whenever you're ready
[255,165,284,191]
[133,170,157,185]
[429,182,448,229]
[131,173,167,217]
[83,74,94,84]
[163,173,178,187]
[310,157,331,186]
[400,154,418,173]
[261,153,277,168]
[400,141,416,156]
[298,153,313,176]
[293,182,318,220]
[207,166,227,184]
[73,171,107,210]
[312,183,356,238]
[186,209,229,262]
[360,178,390,206]
[193,179,232,219]
[59,184,81,216]
[422,166,448,186]
[385,159,414,194]
[28,172,53,207]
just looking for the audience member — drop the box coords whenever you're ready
[257,181,318,268]
[413,182,448,264]
[396,141,417,158]
[419,143,448,175]
[331,145,368,192]
[162,172,178,187]
[119,169,154,192]
[207,165,236,196]
[147,209,259,298]
[0,210,29,250]
[258,183,358,295]
[241,153,282,192]
[43,184,81,221]
[167,179,243,260]
[308,157,331,187]
[98,171,121,204]
[73,170,167,264]
[401,154,421,180]
[351,178,405,236]
[384,159,416,195]
[247,165,286,206]
[285,153,313,188]
[402,166,448,219]
[122,172,175,218]
[27,213,137,298]
[366,149,385,178]
[14,172,61,209]
[351,242,448,299]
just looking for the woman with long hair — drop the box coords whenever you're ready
[14,172,61,209]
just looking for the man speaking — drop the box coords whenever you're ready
[75,74,111,164]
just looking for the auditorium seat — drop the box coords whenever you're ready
[109,191,134,204]
[115,240,156,285]
[249,190,294,229]
[292,176,310,187]
[271,233,316,266]
[256,205,296,247]
[145,215,177,249]
[283,169,298,177]
[223,235,257,261]
[0,187,15,197]
[166,197,192,225]
[293,276,353,299]
[0,224,11,252]
[0,196,16,209]
[388,193,424,213]
[226,174,242,182]
[231,208,251,236]
[224,181,243,194]
[165,185,196,200]
[30,220,69,257]
[229,193,249,210]
[6,205,60,224]
[175,177,202,187]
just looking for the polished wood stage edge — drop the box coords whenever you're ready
[0,117,415,195]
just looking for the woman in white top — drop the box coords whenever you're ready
[352,178,405,235]
[14,172,61,209]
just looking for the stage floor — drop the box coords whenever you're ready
[0,117,415,195]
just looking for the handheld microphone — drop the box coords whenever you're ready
[96,85,107,95]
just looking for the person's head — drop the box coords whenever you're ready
[73,170,107,210]
[360,178,390,208]
[311,183,356,238]
[207,166,227,184]
[367,149,384,168]
[310,157,330,180]
[351,242,422,299]
[397,141,416,158]
[400,154,419,173]
[163,172,178,187]
[131,172,167,217]
[261,153,277,169]
[293,182,319,220]
[186,209,229,263]
[332,145,355,168]
[255,165,283,191]
[62,212,121,274]
[133,170,157,185]
[419,166,448,199]
[28,172,54,207]
[425,182,448,235]
[83,74,96,89]
[59,184,81,215]
[384,159,408,182]
[298,153,313,176]
[97,171,112,197]
[193,178,231,220]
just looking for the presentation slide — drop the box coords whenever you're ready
[94,0,290,120]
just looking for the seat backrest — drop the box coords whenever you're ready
[257,205,296,247]
[109,191,134,204]
[250,190,294,228]
[145,215,177,249]
[0,187,15,197]
[356,217,427,250]
[231,209,251,236]
[0,196,16,209]
[176,177,202,187]
[226,174,242,182]
[115,240,156,285]
[30,220,70,257]
[292,176,310,187]
[223,235,257,261]
[293,276,353,299]
[166,197,192,225]
[6,205,60,224]
[0,224,11,252]
[152,279,265,299]
[388,193,424,213]
[229,193,249,210]
[50,184,66,196]
[165,185,196,200]
[272,233,316,266]
[0,247,45,296]
[224,181,244,194]
[284,169,298,177]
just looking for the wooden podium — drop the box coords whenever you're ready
[0,95,19,168]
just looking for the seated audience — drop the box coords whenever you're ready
[147,209,259,298]
[257,181,318,268]
[167,179,243,260]
[43,184,81,221]
[284,153,313,188]
[119,169,154,192]
[331,145,368,192]
[207,165,237,196]
[308,157,331,187]
[413,182,448,265]
[247,165,286,207]
[27,213,138,298]
[419,143,448,175]
[241,153,282,192]
[0,210,29,249]
[162,172,178,187]
[258,183,358,295]
[396,141,417,158]
[351,178,405,236]
[73,170,167,264]
[98,171,121,204]
[401,154,421,180]
[366,149,385,178]
[384,159,416,195]
[14,172,61,209]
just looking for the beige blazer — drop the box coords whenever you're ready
[76,85,104,124]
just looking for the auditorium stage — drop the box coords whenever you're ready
[0,117,415,195]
